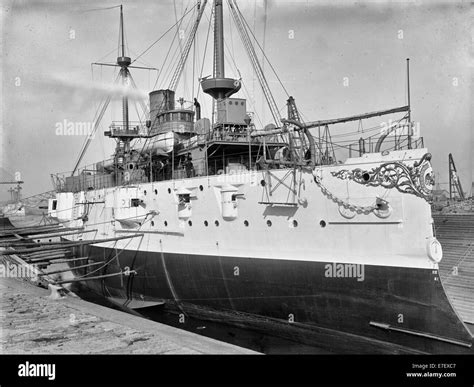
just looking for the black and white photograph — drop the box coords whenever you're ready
[0,0,473,385]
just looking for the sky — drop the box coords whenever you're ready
[0,0,472,200]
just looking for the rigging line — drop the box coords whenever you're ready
[228,1,279,125]
[226,0,236,72]
[74,103,102,168]
[160,12,193,90]
[229,0,281,126]
[330,125,384,138]
[169,0,207,94]
[240,80,263,127]
[126,47,155,68]
[238,3,290,98]
[252,0,257,106]
[127,73,148,119]
[117,7,122,57]
[193,17,201,88]
[261,0,267,112]
[131,18,183,147]
[124,13,129,56]
[131,79,167,160]
[363,114,408,140]
[72,234,143,280]
[192,5,196,99]
[196,4,214,99]
[220,5,241,76]
[173,0,186,65]
[132,101,143,128]
[71,73,120,175]
[219,33,239,77]
[78,5,122,13]
[314,113,408,141]
[132,4,196,65]
[172,0,185,93]
[151,25,182,92]
[94,46,120,65]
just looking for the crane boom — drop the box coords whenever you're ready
[449,153,465,200]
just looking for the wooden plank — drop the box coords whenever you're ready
[39,261,103,276]
[0,234,144,256]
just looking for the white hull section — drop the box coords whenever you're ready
[53,149,438,270]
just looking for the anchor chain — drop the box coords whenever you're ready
[312,169,377,215]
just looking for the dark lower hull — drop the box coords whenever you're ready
[0,216,14,230]
[71,245,473,354]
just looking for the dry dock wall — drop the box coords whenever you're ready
[434,214,474,324]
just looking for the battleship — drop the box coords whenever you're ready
[45,1,473,353]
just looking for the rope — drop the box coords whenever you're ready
[78,5,122,13]
[238,2,290,98]
[132,4,196,64]
[197,4,214,99]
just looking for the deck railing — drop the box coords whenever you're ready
[52,131,425,193]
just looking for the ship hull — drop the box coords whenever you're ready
[72,244,473,354]
[53,149,472,353]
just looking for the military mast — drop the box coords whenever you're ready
[200,0,240,103]
[111,5,135,179]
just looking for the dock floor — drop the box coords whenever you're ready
[0,277,257,354]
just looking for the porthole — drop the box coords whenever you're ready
[199,185,204,191]
[320,220,326,228]
[188,220,193,226]
[164,221,168,227]
[267,220,272,227]
[244,220,249,227]
[204,220,209,227]
[215,220,220,227]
